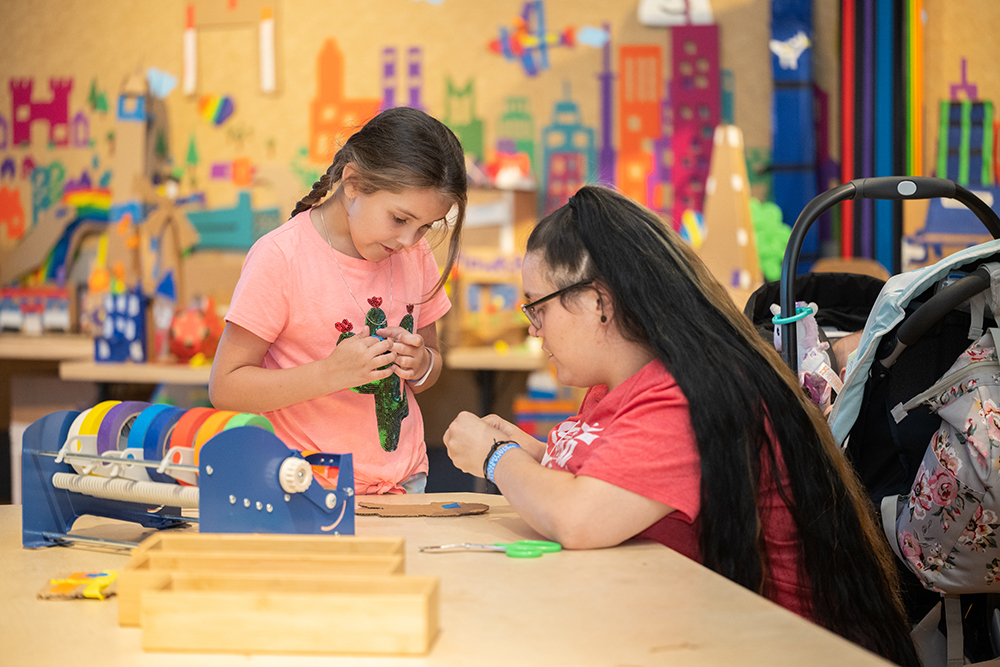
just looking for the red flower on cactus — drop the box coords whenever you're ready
[407,304,414,314]
[334,319,353,333]
[368,296,382,308]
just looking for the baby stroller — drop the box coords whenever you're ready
[761,176,1000,666]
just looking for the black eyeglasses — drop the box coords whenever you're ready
[520,281,593,330]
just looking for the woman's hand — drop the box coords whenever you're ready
[325,327,397,389]
[480,414,546,461]
[379,326,431,382]
[443,411,508,477]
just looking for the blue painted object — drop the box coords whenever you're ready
[94,288,147,363]
[186,191,254,249]
[187,191,283,250]
[539,85,597,215]
[22,410,184,549]
[873,0,895,273]
[116,94,146,123]
[199,427,355,536]
[110,202,144,225]
[771,0,818,264]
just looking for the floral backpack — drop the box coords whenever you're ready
[884,327,1000,595]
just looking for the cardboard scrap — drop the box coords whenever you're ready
[0,205,77,284]
[355,502,490,518]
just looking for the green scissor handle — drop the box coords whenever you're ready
[495,540,563,558]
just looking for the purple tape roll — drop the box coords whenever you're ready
[95,401,151,454]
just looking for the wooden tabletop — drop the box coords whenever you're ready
[1,494,891,666]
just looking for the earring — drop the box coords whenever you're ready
[600,315,607,323]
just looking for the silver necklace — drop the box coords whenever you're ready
[319,205,393,322]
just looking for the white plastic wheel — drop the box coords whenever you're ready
[278,457,312,494]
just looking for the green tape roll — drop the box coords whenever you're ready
[223,413,274,433]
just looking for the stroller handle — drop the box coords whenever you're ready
[778,176,1000,371]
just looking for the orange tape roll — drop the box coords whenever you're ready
[193,410,239,464]
[78,400,121,436]
[168,407,216,452]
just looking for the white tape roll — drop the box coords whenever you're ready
[63,409,91,476]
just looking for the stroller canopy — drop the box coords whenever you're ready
[828,239,1000,446]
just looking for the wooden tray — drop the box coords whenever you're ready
[119,533,406,627]
[132,532,405,559]
[141,571,439,656]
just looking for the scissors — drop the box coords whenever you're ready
[419,540,562,558]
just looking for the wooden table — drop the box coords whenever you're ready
[443,345,547,372]
[443,345,547,419]
[0,332,93,360]
[1,494,891,666]
[443,347,548,492]
[0,334,95,503]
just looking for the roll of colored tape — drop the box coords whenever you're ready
[64,408,92,476]
[224,412,274,433]
[79,400,121,436]
[126,404,174,454]
[167,407,216,486]
[127,404,175,483]
[142,406,186,484]
[193,410,240,464]
[96,401,150,454]
[168,407,216,452]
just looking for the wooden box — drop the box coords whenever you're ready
[119,533,406,627]
[141,571,439,656]
[131,532,405,560]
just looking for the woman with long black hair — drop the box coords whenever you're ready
[443,185,920,665]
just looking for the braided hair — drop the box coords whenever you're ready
[292,107,467,297]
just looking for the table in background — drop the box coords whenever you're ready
[0,493,891,666]
[59,359,211,385]
[443,345,547,416]
[443,346,548,492]
[0,333,93,503]
[1,336,209,503]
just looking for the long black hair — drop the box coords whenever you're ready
[526,185,920,666]
[291,107,467,297]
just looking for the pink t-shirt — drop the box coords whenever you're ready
[225,210,450,494]
[542,360,813,620]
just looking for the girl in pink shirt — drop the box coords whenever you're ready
[210,108,466,495]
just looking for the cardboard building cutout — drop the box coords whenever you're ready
[697,125,762,291]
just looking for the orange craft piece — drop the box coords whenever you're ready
[170,298,225,362]
[116,213,133,234]
[88,267,110,292]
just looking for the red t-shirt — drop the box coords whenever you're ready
[542,360,813,620]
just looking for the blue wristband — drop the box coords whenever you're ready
[486,442,521,484]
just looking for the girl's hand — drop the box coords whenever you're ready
[378,326,432,381]
[325,327,397,390]
[443,411,507,477]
